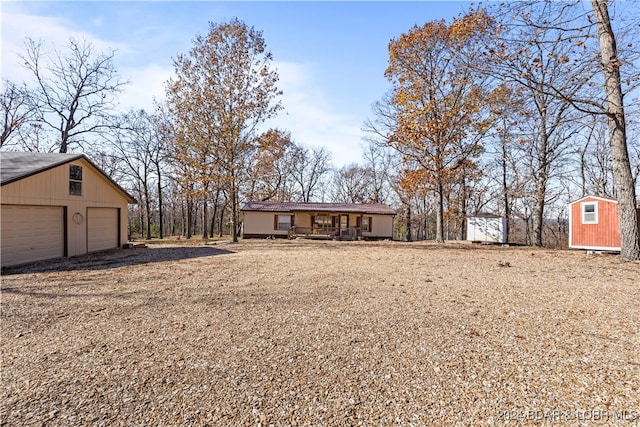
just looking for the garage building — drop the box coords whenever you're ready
[1,152,136,267]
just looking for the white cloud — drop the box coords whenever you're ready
[1,4,166,113]
[1,4,127,83]
[117,63,173,113]
[267,61,365,167]
[0,4,367,167]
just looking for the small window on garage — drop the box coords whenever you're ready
[69,164,83,196]
[582,202,597,224]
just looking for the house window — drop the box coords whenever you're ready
[362,216,372,232]
[275,215,292,230]
[69,165,83,196]
[582,202,598,224]
[314,215,333,230]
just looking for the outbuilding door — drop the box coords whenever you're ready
[0,205,65,267]
[87,207,119,252]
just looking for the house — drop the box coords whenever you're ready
[1,152,136,267]
[568,195,640,251]
[466,215,507,243]
[241,201,396,240]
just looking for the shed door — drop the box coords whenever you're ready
[1,205,65,267]
[87,208,119,252]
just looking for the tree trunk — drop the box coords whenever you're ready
[231,182,239,243]
[218,203,226,237]
[457,176,467,241]
[533,172,547,247]
[435,181,444,243]
[591,0,640,261]
[580,140,589,197]
[210,188,220,237]
[423,197,428,240]
[202,194,209,239]
[405,201,412,242]
[156,166,164,239]
[501,138,510,243]
[186,197,193,239]
[138,202,144,240]
[145,186,151,240]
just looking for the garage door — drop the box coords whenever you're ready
[1,205,65,267]
[87,208,119,252]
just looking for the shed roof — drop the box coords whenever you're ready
[568,194,640,208]
[0,152,136,203]
[242,201,396,215]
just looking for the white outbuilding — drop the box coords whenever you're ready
[466,215,507,244]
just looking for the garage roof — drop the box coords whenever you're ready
[242,201,396,215]
[0,152,136,203]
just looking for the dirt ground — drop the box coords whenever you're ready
[1,239,639,426]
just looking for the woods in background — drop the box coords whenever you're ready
[2,1,639,258]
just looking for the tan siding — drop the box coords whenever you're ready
[1,205,64,266]
[242,210,394,239]
[243,211,289,236]
[87,208,119,252]
[1,158,131,259]
[362,214,393,238]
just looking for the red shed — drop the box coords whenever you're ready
[568,195,640,251]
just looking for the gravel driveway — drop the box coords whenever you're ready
[1,240,639,426]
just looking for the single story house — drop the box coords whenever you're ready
[241,201,396,240]
[1,152,136,267]
[568,195,640,251]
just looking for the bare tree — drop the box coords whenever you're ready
[20,37,126,153]
[109,110,158,239]
[1,80,36,149]
[361,142,394,204]
[331,164,372,203]
[290,145,332,202]
[245,129,295,202]
[487,2,595,247]
[590,0,640,260]
[487,0,639,258]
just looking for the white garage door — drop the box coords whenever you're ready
[1,205,65,267]
[87,208,119,252]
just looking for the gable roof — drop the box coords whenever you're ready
[568,194,640,208]
[0,152,136,203]
[568,195,618,205]
[242,201,396,215]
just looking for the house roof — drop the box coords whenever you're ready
[0,152,136,203]
[241,201,396,215]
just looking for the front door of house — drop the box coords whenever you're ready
[340,214,349,230]
[339,214,350,239]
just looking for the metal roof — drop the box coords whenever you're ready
[0,152,136,203]
[241,201,396,215]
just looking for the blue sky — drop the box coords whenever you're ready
[1,1,471,166]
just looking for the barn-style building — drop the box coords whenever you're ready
[1,152,136,267]
[568,195,640,251]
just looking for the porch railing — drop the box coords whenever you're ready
[287,226,362,240]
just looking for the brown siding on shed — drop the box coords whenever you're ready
[568,196,640,250]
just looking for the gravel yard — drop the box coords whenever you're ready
[1,239,639,426]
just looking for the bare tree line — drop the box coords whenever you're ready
[2,1,639,258]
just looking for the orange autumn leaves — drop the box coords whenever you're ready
[385,10,493,193]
